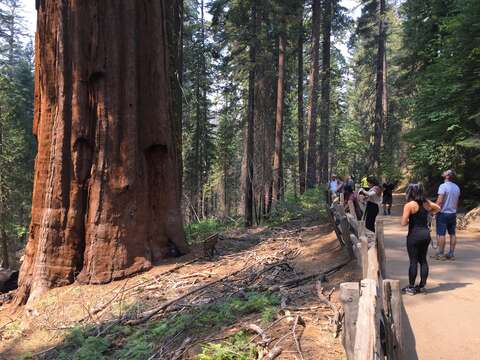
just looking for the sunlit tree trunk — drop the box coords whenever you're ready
[243,1,257,227]
[297,2,306,195]
[306,0,321,189]
[272,29,286,204]
[372,0,386,173]
[319,0,332,184]
[16,0,189,305]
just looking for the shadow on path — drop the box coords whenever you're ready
[425,282,472,294]
[402,304,418,360]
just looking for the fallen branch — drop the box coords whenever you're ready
[127,262,257,325]
[316,281,342,338]
[126,257,201,293]
[292,315,305,360]
[266,345,283,359]
[268,259,351,291]
[245,323,270,346]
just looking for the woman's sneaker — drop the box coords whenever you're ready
[401,286,416,296]
[415,285,427,294]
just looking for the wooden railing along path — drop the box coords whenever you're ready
[327,192,406,360]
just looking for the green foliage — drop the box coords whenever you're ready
[51,327,109,360]
[0,0,35,266]
[198,331,258,360]
[400,0,480,202]
[185,217,240,243]
[270,187,328,224]
[44,292,279,360]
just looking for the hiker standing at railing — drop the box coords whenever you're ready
[358,176,383,232]
[329,174,343,203]
[401,183,441,295]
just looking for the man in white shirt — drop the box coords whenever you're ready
[435,170,461,260]
[329,175,338,193]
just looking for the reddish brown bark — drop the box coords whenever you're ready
[318,0,332,184]
[243,1,257,227]
[371,0,386,174]
[297,3,306,195]
[16,0,189,305]
[306,0,321,189]
[272,30,286,205]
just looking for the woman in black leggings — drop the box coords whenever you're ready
[359,176,382,232]
[401,183,440,295]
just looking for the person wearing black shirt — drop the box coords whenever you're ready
[382,182,395,215]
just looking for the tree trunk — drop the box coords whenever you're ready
[318,0,332,185]
[16,0,189,305]
[272,30,286,205]
[372,0,386,174]
[244,1,257,227]
[0,229,9,269]
[306,0,321,189]
[297,2,306,195]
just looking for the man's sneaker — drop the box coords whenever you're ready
[446,252,456,260]
[415,285,427,294]
[401,286,416,296]
[430,253,446,260]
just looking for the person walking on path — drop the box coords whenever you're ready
[382,181,395,215]
[434,169,461,260]
[359,176,382,232]
[401,183,441,295]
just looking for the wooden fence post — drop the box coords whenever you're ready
[376,219,387,278]
[341,282,360,360]
[360,236,368,279]
[341,216,355,259]
[382,279,404,360]
[354,279,381,360]
[367,245,380,282]
[358,220,366,238]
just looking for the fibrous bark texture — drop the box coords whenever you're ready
[306,0,321,189]
[16,0,188,305]
[272,30,286,204]
[319,0,332,184]
[371,0,386,173]
[297,3,306,195]
[243,1,257,227]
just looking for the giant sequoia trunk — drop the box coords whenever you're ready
[372,0,387,173]
[16,0,189,305]
[318,0,332,184]
[306,0,321,189]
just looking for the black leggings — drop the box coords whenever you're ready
[365,202,379,232]
[407,232,431,287]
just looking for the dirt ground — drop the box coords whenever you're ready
[0,215,360,360]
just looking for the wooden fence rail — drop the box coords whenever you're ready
[328,193,407,359]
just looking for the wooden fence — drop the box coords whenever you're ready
[327,193,406,360]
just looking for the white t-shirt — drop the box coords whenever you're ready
[438,181,460,213]
[364,186,382,205]
[329,180,338,193]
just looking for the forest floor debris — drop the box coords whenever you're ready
[0,214,360,359]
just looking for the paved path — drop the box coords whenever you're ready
[383,199,480,360]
